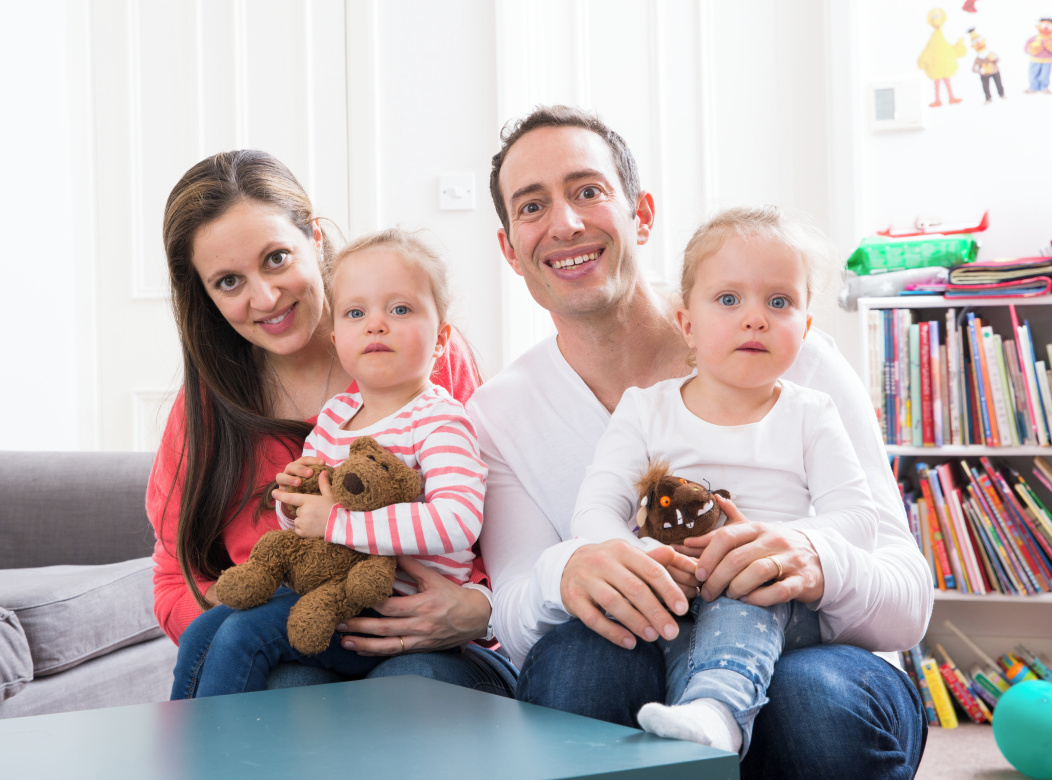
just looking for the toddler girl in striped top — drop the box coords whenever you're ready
[188,228,488,696]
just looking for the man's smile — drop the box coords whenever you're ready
[548,249,602,270]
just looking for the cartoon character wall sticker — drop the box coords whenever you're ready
[969,28,1005,103]
[918,8,967,106]
[1024,18,1052,94]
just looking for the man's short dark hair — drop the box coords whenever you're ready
[489,105,641,234]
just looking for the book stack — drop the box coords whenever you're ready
[946,256,1052,298]
[900,458,1052,594]
[869,305,1052,447]
[900,624,1052,727]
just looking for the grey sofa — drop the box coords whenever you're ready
[0,451,178,719]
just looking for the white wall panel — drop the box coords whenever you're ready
[84,0,350,450]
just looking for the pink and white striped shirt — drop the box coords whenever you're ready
[277,385,486,594]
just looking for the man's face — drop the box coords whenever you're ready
[496,126,653,319]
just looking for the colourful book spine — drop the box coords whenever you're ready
[969,465,1041,593]
[906,646,939,727]
[920,322,935,446]
[926,463,968,591]
[939,663,987,724]
[965,312,996,446]
[982,328,1014,447]
[898,309,912,445]
[946,309,962,445]
[920,656,959,728]
[917,463,955,589]
[909,323,922,446]
[930,319,944,446]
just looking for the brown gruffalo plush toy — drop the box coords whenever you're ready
[634,459,730,545]
[213,436,422,655]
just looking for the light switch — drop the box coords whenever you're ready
[439,173,476,211]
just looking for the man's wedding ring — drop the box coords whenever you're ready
[398,636,405,652]
[767,556,784,580]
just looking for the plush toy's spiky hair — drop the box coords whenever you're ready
[634,457,673,500]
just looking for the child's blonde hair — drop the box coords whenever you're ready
[326,227,452,323]
[679,205,835,311]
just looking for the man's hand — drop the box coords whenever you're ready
[684,494,825,606]
[273,470,337,538]
[560,540,689,650]
[337,556,491,655]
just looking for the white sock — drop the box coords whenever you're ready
[637,698,743,753]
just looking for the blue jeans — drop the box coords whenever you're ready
[517,619,927,780]
[661,596,820,755]
[172,588,517,699]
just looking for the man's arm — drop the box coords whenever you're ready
[477,422,687,668]
[785,330,934,650]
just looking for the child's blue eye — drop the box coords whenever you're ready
[346,308,364,319]
[718,293,739,306]
[391,305,411,316]
[769,296,790,310]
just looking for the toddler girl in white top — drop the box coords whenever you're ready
[570,206,879,756]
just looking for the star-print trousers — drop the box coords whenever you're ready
[660,595,821,756]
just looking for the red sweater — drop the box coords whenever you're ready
[147,330,482,643]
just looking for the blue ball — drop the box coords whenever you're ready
[993,680,1052,779]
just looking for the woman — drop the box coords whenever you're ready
[148,149,514,696]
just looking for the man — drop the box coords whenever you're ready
[467,105,931,778]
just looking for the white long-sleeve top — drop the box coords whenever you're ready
[278,384,486,594]
[467,330,933,669]
[570,377,878,560]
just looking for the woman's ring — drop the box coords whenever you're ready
[767,556,783,580]
[398,636,405,652]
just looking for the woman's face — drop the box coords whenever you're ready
[191,199,327,357]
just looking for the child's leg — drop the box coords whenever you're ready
[641,596,819,755]
[194,589,383,697]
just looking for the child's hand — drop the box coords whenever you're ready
[273,470,337,538]
[275,456,327,489]
[646,545,700,601]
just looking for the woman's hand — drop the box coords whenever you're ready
[336,556,490,655]
[683,494,825,607]
[650,545,701,600]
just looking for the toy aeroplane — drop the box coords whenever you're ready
[876,210,989,238]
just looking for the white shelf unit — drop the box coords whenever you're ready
[857,295,1052,673]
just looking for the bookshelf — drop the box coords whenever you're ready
[857,295,1052,674]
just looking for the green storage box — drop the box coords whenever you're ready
[846,235,978,276]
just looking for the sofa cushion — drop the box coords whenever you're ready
[0,557,163,676]
[0,607,32,701]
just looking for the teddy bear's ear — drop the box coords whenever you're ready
[635,503,648,533]
[715,489,731,499]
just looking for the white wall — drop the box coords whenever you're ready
[11,0,1045,452]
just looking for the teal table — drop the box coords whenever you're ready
[0,676,738,779]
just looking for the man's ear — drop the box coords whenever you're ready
[434,322,452,357]
[497,228,524,276]
[675,307,695,350]
[634,191,656,246]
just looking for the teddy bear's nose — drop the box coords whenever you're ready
[342,472,365,495]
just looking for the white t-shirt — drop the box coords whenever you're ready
[467,329,933,668]
[570,377,878,559]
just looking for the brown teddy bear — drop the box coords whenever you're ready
[634,458,730,545]
[213,436,423,655]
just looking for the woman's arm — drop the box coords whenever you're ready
[147,392,209,643]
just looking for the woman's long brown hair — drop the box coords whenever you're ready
[162,150,334,610]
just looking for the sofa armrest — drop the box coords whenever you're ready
[0,451,156,569]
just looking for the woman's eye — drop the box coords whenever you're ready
[264,250,290,269]
[217,275,240,292]
[391,304,411,316]
[346,308,364,319]
[718,293,739,306]
[769,296,790,310]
